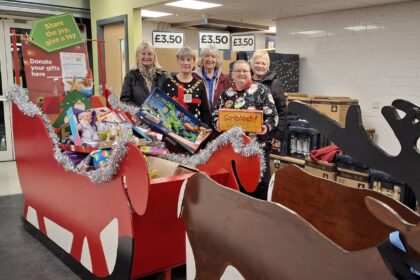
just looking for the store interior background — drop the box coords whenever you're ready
[1,0,420,164]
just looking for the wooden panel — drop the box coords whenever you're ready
[104,24,125,98]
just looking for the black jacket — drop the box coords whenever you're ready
[255,71,287,140]
[120,68,168,106]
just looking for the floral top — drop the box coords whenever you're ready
[161,76,211,126]
[213,81,278,141]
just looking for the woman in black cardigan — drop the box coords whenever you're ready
[120,42,168,106]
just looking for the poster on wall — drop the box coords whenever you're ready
[21,13,92,102]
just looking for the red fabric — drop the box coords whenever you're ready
[177,85,186,109]
[310,145,342,162]
[232,80,253,92]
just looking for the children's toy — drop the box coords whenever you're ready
[138,88,212,153]
[90,149,111,169]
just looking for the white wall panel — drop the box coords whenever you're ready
[276,1,420,155]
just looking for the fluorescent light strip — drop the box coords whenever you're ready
[165,0,221,10]
[141,9,172,18]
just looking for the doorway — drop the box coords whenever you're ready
[0,18,32,161]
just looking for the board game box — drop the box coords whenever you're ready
[137,88,212,153]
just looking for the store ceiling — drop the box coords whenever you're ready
[142,0,413,32]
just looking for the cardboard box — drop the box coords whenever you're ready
[147,156,195,179]
[286,95,311,107]
[336,167,369,189]
[304,158,336,181]
[218,109,263,133]
[311,97,358,126]
[269,154,287,174]
[270,154,305,174]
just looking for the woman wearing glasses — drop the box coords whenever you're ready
[213,60,278,200]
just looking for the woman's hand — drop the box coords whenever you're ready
[256,125,267,135]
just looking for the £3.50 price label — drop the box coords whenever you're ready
[199,31,230,50]
[152,31,184,48]
[231,34,255,52]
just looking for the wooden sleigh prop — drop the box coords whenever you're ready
[181,167,420,280]
[11,100,261,279]
[181,99,420,279]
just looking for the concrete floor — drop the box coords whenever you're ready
[0,161,186,280]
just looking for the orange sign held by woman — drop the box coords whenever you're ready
[218,109,263,133]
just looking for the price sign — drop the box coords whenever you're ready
[152,31,184,48]
[231,34,255,52]
[199,31,230,50]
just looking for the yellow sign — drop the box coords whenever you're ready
[219,109,263,133]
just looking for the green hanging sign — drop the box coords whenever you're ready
[30,13,84,52]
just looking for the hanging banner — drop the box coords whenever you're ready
[152,31,184,48]
[198,31,230,50]
[30,13,84,53]
[231,34,255,52]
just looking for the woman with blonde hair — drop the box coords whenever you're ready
[120,41,168,106]
[251,49,287,147]
[193,45,230,112]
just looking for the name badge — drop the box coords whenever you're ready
[184,94,192,103]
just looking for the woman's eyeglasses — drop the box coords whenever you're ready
[233,70,250,73]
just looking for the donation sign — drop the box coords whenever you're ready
[231,34,255,52]
[30,13,84,52]
[22,13,90,102]
[152,31,184,48]
[218,109,263,133]
[199,31,230,50]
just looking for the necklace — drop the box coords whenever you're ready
[170,77,202,94]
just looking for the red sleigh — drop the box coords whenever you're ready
[11,99,261,279]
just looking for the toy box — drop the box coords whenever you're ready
[137,88,212,154]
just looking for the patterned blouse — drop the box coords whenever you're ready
[213,81,278,141]
[161,76,211,126]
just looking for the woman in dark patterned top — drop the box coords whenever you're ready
[213,60,278,200]
[161,46,211,127]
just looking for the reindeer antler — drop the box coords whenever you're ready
[288,100,420,203]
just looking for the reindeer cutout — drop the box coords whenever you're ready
[288,99,420,202]
[365,196,420,280]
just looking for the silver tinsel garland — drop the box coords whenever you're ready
[165,127,266,181]
[8,85,134,184]
[9,84,265,183]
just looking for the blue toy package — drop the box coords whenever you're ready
[137,88,212,153]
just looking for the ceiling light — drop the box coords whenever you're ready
[344,25,366,31]
[141,9,172,18]
[290,30,324,35]
[268,26,276,33]
[165,0,221,10]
